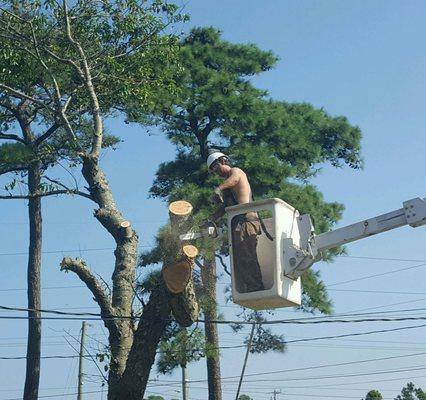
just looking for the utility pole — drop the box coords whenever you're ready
[182,363,188,400]
[235,323,256,400]
[77,321,86,400]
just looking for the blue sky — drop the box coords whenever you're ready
[2,1,426,399]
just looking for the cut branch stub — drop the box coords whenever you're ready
[120,221,132,239]
[162,245,198,294]
[162,259,192,294]
[163,200,200,326]
[182,244,198,259]
[169,200,193,236]
[169,200,193,217]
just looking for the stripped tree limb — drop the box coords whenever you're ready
[62,0,103,158]
[0,83,53,111]
[0,133,26,143]
[60,257,114,318]
[164,200,200,326]
[34,122,60,146]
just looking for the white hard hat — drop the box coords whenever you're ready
[206,151,227,169]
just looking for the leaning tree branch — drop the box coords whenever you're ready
[0,83,53,111]
[62,0,103,158]
[60,257,114,317]
[215,253,231,276]
[0,133,26,144]
[0,164,28,175]
[34,122,60,146]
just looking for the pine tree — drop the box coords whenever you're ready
[140,27,363,398]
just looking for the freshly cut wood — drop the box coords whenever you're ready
[171,278,199,327]
[169,200,193,217]
[161,199,200,326]
[162,259,192,294]
[182,244,198,259]
[120,221,132,239]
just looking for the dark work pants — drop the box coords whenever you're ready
[232,217,265,293]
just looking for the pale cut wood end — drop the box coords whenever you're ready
[182,245,198,259]
[162,260,192,294]
[169,200,193,216]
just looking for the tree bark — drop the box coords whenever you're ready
[23,162,42,400]
[112,283,172,400]
[201,258,222,400]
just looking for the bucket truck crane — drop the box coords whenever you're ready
[180,197,426,310]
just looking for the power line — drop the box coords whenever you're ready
[0,245,153,257]
[218,350,426,381]
[7,304,426,325]
[2,390,105,400]
[329,288,426,295]
[328,261,426,286]
[0,354,81,360]
[341,255,426,263]
[210,364,426,384]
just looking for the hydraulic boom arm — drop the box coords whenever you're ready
[286,197,426,279]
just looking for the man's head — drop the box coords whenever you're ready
[207,151,231,177]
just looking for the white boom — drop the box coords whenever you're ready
[179,197,426,282]
[285,197,426,279]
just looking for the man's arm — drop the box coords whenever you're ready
[218,168,242,191]
[211,206,226,222]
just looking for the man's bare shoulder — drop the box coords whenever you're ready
[230,167,246,176]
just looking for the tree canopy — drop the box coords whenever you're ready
[365,390,384,400]
[144,26,363,314]
[396,383,426,400]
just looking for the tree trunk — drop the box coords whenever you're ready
[23,162,42,400]
[201,258,222,400]
[111,282,172,400]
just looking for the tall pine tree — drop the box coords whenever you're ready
[140,27,363,398]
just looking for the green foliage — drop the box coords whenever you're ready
[0,0,184,193]
[395,383,426,400]
[365,390,383,400]
[0,143,35,171]
[157,327,206,374]
[135,28,364,366]
[300,269,332,314]
[0,0,185,116]
[147,396,165,400]
[144,27,363,313]
[238,395,253,400]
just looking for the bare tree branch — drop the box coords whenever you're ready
[0,133,26,144]
[215,253,231,276]
[0,83,53,110]
[34,122,60,146]
[60,257,114,317]
[63,0,103,157]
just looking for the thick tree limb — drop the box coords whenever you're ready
[60,257,114,317]
[0,164,28,175]
[34,123,60,146]
[0,133,26,144]
[115,283,172,400]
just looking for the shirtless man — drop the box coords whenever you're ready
[207,151,264,293]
